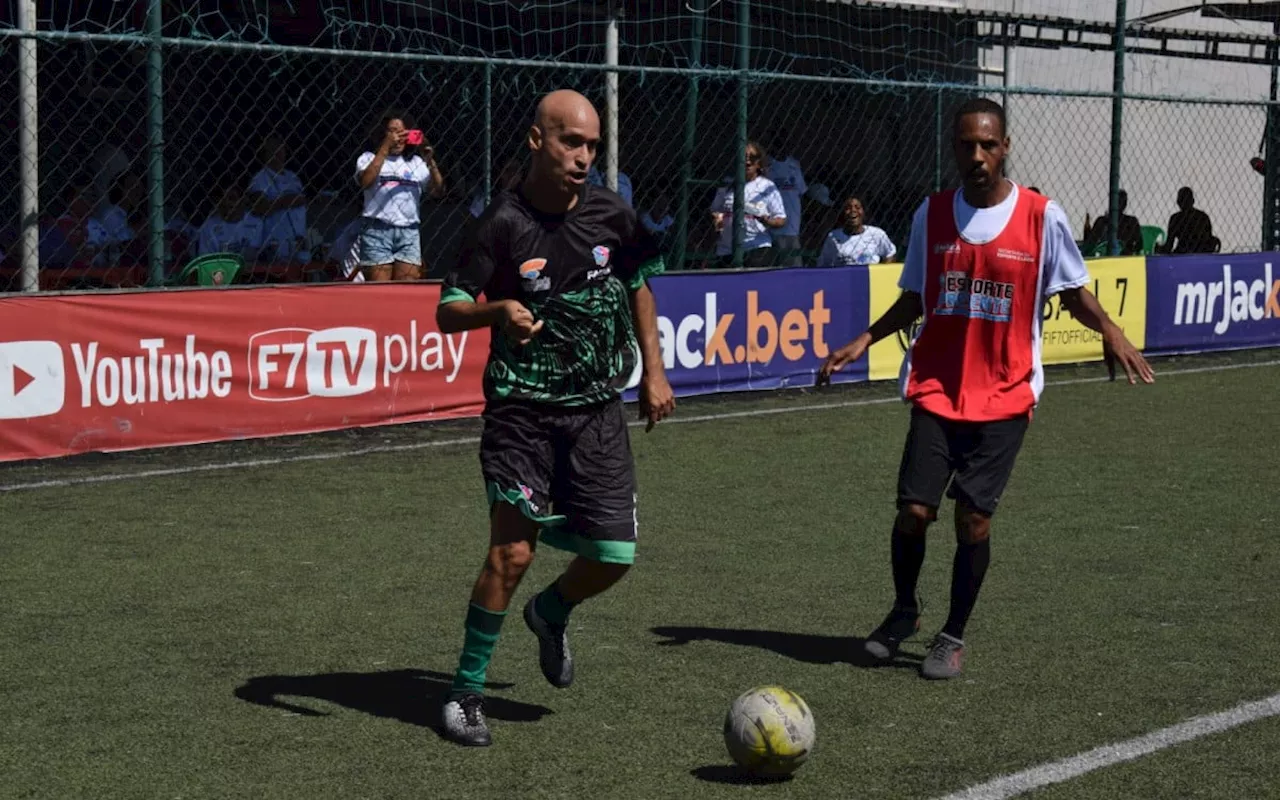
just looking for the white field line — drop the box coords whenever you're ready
[931,692,1280,800]
[2,358,1278,494]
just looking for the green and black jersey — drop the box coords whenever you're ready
[441,184,664,406]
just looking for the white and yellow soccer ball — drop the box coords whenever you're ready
[723,686,816,777]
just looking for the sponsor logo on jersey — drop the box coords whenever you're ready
[519,258,551,292]
[934,270,1015,322]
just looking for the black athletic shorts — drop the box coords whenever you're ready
[479,396,637,564]
[896,405,1030,518]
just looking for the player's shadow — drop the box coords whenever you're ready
[651,626,923,669]
[690,765,794,785]
[233,668,553,738]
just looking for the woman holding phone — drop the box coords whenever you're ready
[355,110,445,281]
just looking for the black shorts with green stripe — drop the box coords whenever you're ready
[480,396,637,565]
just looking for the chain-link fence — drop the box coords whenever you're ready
[1,0,1276,292]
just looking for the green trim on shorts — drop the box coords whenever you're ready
[440,287,475,305]
[486,481,567,527]
[538,527,636,565]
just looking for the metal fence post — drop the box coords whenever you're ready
[1107,0,1127,257]
[934,88,943,193]
[674,10,705,272]
[147,0,167,286]
[18,0,39,293]
[733,0,750,269]
[483,61,493,208]
[605,3,620,194]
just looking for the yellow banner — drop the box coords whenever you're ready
[866,257,1147,381]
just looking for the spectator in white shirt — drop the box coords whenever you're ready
[355,111,445,281]
[198,183,265,258]
[765,130,807,266]
[710,141,787,268]
[819,195,897,266]
[248,135,309,263]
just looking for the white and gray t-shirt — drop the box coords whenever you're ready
[354,152,432,227]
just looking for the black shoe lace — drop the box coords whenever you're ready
[930,636,961,660]
[459,694,485,727]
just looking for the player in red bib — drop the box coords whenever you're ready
[819,98,1154,679]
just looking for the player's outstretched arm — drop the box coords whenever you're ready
[1059,287,1155,385]
[817,291,922,384]
[437,298,543,345]
[630,282,675,432]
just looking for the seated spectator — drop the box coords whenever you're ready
[469,157,524,220]
[588,162,634,207]
[819,195,897,266]
[1156,187,1216,254]
[640,191,675,250]
[198,183,265,258]
[1083,190,1143,255]
[53,182,109,266]
[248,134,309,263]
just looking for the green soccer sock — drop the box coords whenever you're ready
[450,603,507,696]
[534,580,579,627]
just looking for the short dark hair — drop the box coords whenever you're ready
[953,97,1007,138]
[368,109,422,159]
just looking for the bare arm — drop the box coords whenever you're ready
[425,150,445,199]
[1059,286,1155,384]
[817,291,922,382]
[629,282,674,431]
[437,298,542,344]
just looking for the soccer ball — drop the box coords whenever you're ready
[723,686,815,777]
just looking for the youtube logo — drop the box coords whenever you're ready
[0,341,66,420]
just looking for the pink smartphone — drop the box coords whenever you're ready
[405,129,424,146]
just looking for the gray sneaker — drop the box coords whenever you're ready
[441,693,491,747]
[863,603,921,661]
[523,595,574,688]
[920,633,966,680]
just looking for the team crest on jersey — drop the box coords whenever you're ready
[587,245,613,281]
[518,258,551,292]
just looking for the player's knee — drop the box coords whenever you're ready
[485,540,536,585]
[895,503,934,536]
[955,506,991,544]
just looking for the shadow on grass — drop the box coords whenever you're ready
[652,626,924,668]
[690,765,796,785]
[234,668,553,739]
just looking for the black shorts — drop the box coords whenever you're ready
[896,406,1030,518]
[479,397,637,564]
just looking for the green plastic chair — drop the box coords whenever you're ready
[1140,226,1165,255]
[176,252,244,287]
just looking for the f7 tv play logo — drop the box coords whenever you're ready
[249,328,377,401]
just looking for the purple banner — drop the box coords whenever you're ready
[1145,253,1280,354]
[624,267,870,401]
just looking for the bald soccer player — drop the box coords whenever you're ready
[436,90,675,746]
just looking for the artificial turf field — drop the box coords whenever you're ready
[3,349,1278,799]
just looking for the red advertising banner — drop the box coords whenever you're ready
[0,284,489,462]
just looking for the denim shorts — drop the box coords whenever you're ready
[357,220,422,267]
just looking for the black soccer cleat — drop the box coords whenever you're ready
[523,595,574,688]
[863,602,922,662]
[441,693,492,747]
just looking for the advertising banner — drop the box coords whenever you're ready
[1145,252,1280,354]
[628,267,870,400]
[866,257,1147,381]
[0,284,488,462]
